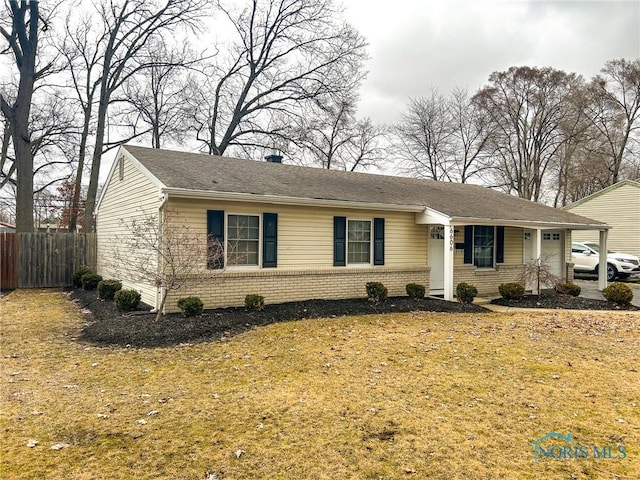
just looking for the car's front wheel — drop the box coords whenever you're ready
[607,263,617,281]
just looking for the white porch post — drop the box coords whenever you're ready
[532,229,542,294]
[443,224,454,301]
[598,229,608,291]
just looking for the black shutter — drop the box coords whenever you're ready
[463,225,473,264]
[207,210,224,269]
[333,216,346,266]
[373,218,385,265]
[262,213,278,268]
[496,226,505,264]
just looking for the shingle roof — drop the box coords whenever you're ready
[123,145,604,227]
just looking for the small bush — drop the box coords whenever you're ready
[555,282,581,297]
[366,282,388,303]
[602,282,633,306]
[97,279,122,300]
[498,282,525,301]
[245,294,265,311]
[406,283,426,299]
[177,296,204,317]
[114,289,141,312]
[71,267,93,288]
[456,282,478,304]
[81,273,103,290]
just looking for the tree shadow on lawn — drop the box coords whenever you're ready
[70,289,490,348]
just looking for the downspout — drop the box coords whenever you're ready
[151,192,169,313]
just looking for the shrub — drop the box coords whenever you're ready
[555,282,581,297]
[177,296,204,317]
[81,273,103,290]
[245,294,265,311]
[498,282,525,301]
[366,282,388,303]
[456,282,478,304]
[602,282,633,306]
[114,289,141,312]
[406,283,426,299]
[97,279,122,300]
[71,267,93,288]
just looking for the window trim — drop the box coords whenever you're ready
[225,212,262,269]
[472,225,496,269]
[346,218,373,266]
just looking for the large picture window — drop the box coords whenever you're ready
[227,214,260,266]
[473,226,494,268]
[347,220,371,264]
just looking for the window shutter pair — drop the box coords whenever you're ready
[207,210,278,269]
[463,225,504,265]
[333,216,384,266]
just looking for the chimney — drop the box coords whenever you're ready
[265,148,283,163]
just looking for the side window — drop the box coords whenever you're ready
[347,220,372,264]
[227,214,260,266]
[473,226,494,268]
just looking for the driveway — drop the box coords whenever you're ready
[574,275,640,307]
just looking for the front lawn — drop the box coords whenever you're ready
[1,289,639,479]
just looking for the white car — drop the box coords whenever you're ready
[572,241,640,281]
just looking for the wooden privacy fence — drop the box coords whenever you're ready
[0,233,97,289]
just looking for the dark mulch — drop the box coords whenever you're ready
[491,293,639,311]
[69,289,489,348]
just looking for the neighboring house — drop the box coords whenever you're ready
[96,145,608,313]
[564,179,640,258]
[0,222,16,233]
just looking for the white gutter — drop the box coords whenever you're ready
[447,217,610,230]
[162,187,609,229]
[161,187,426,213]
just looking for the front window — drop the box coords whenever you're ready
[227,214,260,266]
[473,226,494,268]
[348,220,371,264]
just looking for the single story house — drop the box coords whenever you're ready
[96,145,609,313]
[563,179,640,258]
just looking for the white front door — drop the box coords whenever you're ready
[429,226,445,291]
[542,230,563,278]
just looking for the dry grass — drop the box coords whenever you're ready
[1,289,639,479]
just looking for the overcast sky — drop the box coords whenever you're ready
[342,0,640,123]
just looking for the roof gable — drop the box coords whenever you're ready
[563,179,640,210]
[122,145,604,227]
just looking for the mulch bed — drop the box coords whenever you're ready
[70,289,490,348]
[491,293,639,311]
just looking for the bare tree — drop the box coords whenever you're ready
[473,67,581,201]
[0,114,15,190]
[585,58,640,184]
[119,38,203,148]
[448,87,492,183]
[60,0,208,233]
[188,0,367,157]
[521,255,560,296]
[395,90,453,181]
[287,91,388,171]
[113,208,223,321]
[0,1,55,232]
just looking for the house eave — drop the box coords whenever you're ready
[448,216,610,230]
[161,187,427,212]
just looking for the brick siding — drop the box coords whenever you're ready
[453,264,525,296]
[165,266,431,312]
